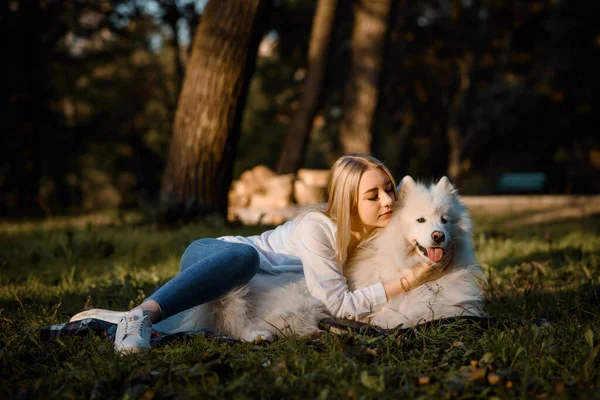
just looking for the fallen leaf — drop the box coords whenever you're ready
[468,368,487,381]
[470,360,479,369]
[418,376,431,385]
[140,390,155,400]
[446,341,465,353]
[364,347,378,357]
[506,380,513,389]
[487,373,501,385]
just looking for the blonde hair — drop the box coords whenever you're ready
[322,154,396,265]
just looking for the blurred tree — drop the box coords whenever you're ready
[161,0,269,220]
[338,0,393,155]
[2,0,197,217]
[3,0,598,219]
[276,0,340,174]
[444,0,486,186]
[154,0,199,92]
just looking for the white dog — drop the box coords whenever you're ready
[72,176,485,340]
[344,176,485,329]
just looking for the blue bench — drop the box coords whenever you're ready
[496,173,547,193]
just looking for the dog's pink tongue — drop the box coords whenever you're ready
[427,248,443,262]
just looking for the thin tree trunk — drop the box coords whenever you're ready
[276,0,339,174]
[446,0,486,185]
[339,0,393,155]
[161,0,268,220]
[446,54,473,183]
[170,19,185,94]
[389,104,415,176]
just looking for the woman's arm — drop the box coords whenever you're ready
[382,249,453,300]
[295,215,386,320]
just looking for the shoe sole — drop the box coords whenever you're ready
[70,308,127,324]
[116,345,151,355]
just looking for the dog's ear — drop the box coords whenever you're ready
[436,176,455,193]
[397,175,416,199]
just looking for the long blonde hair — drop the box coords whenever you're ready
[322,154,396,266]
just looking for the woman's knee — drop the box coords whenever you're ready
[234,244,260,278]
[179,243,195,273]
[179,239,214,272]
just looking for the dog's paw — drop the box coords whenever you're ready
[242,329,274,343]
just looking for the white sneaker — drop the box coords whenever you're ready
[114,309,152,354]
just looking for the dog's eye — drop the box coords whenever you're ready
[441,216,448,224]
[417,218,425,223]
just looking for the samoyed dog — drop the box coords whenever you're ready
[72,176,485,340]
[344,176,485,329]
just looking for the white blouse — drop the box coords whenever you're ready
[218,211,387,320]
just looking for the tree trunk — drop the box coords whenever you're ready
[338,0,393,155]
[276,0,339,174]
[161,0,268,220]
[446,0,486,185]
[446,54,473,184]
[2,0,46,216]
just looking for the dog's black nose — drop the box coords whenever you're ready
[431,231,445,243]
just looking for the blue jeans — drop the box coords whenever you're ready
[147,239,260,320]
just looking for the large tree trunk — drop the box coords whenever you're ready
[161,0,268,220]
[338,0,393,155]
[276,0,339,174]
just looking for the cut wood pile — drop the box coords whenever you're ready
[228,165,329,225]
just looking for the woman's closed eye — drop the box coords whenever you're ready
[368,188,394,201]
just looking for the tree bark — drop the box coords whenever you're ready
[446,54,473,184]
[161,0,268,219]
[446,0,486,185]
[338,0,393,155]
[276,0,339,174]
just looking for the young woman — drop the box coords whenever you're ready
[80,154,450,354]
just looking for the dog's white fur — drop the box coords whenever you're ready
[154,176,485,339]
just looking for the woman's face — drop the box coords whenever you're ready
[354,168,395,232]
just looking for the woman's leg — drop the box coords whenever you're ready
[137,239,260,323]
[115,239,259,354]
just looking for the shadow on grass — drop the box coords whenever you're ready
[491,246,595,271]
[485,283,600,322]
[29,281,600,342]
[474,212,600,240]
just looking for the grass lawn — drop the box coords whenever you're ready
[1,207,599,399]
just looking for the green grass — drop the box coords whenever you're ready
[1,209,599,399]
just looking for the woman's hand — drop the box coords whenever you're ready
[407,244,454,288]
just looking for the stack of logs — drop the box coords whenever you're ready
[228,165,329,225]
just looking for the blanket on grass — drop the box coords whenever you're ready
[39,315,548,345]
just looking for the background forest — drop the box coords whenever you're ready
[3,0,599,219]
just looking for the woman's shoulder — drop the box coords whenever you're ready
[294,210,336,234]
[297,209,333,224]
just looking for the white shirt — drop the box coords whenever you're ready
[218,211,387,320]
